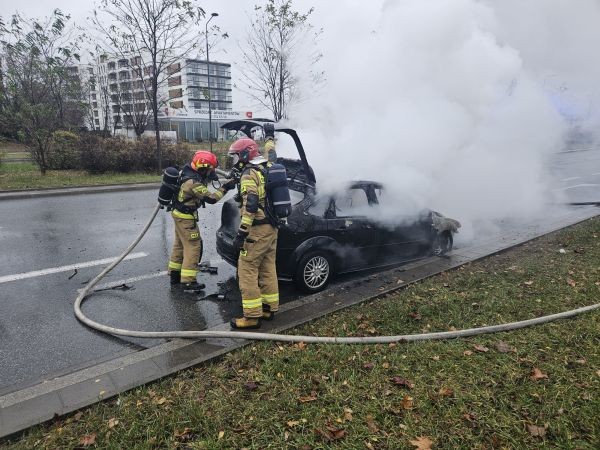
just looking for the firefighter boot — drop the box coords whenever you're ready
[230,317,261,330]
[170,270,181,285]
[262,304,275,321]
[182,281,206,293]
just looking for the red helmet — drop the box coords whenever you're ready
[191,150,218,171]
[228,138,259,164]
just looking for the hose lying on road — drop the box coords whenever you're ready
[74,203,600,344]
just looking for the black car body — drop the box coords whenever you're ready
[216,120,460,292]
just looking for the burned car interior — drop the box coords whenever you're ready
[217,120,460,292]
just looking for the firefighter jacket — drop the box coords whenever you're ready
[238,164,268,231]
[171,165,227,220]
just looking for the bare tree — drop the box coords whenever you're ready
[91,0,208,172]
[0,11,85,174]
[238,0,323,121]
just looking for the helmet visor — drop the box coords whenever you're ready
[229,153,240,166]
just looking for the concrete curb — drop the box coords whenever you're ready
[0,206,598,439]
[0,183,160,201]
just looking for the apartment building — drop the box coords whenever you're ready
[82,54,251,141]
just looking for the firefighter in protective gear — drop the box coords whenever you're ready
[168,150,236,292]
[228,127,279,329]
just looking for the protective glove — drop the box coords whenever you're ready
[263,122,275,140]
[233,229,249,253]
[222,179,237,191]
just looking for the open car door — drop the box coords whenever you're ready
[221,120,316,186]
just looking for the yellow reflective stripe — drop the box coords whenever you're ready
[242,298,263,309]
[181,268,198,277]
[241,216,253,226]
[168,261,182,270]
[240,180,255,188]
[172,210,195,220]
[257,171,265,200]
[192,185,209,194]
[214,190,224,200]
[262,293,279,301]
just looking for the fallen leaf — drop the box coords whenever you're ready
[401,395,414,410]
[344,407,353,422]
[523,280,534,286]
[438,387,454,397]
[382,362,390,369]
[408,311,422,320]
[284,431,290,441]
[287,420,300,428]
[218,430,225,440]
[391,377,414,389]
[297,342,307,350]
[74,411,83,421]
[156,397,167,405]
[431,355,440,361]
[174,428,193,442]
[107,417,119,429]
[363,362,375,370]
[530,368,548,381]
[316,424,347,441]
[79,433,96,447]
[526,423,547,437]
[596,370,600,377]
[566,278,576,287]
[494,341,516,353]
[473,344,489,353]
[575,358,586,365]
[366,442,376,450]
[244,381,259,391]
[299,392,318,403]
[463,350,473,356]
[365,414,379,433]
[410,435,433,449]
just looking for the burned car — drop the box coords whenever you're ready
[216,120,460,293]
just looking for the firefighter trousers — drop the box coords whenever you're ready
[238,224,279,318]
[168,216,203,283]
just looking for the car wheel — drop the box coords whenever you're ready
[294,251,333,293]
[431,232,453,256]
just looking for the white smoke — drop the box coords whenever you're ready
[276,0,600,234]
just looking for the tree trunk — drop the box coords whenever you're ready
[152,74,162,174]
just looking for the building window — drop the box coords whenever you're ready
[118,70,130,80]
[111,94,119,103]
[108,73,117,81]
[170,100,184,109]
[118,59,128,68]
[167,62,181,75]
[130,56,142,66]
[168,76,182,87]
[94,110,98,117]
[91,94,97,100]
[92,102,98,108]
[95,119,100,125]
[169,88,183,99]
[107,62,116,70]
[144,66,154,76]
[112,105,121,113]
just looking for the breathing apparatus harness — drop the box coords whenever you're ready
[159,164,220,216]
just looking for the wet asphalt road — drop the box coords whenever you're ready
[0,148,598,393]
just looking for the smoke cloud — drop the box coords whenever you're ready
[276,0,600,237]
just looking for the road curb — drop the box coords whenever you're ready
[0,183,160,201]
[1,206,598,439]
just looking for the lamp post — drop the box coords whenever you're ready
[206,12,218,151]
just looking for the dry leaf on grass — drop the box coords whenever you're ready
[401,395,414,410]
[244,381,259,391]
[287,420,300,428]
[363,362,375,370]
[526,423,547,437]
[463,350,473,356]
[73,411,83,421]
[473,344,489,353]
[107,418,119,429]
[365,414,379,433]
[343,408,353,422]
[79,433,96,447]
[495,341,516,353]
[530,368,548,381]
[316,424,347,442]
[217,430,225,440]
[523,280,534,286]
[566,278,577,287]
[298,392,318,403]
[410,435,433,449]
[391,377,414,389]
[437,387,454,397]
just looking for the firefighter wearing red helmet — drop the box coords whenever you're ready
[168,150,236,292]
[228,123,278,329]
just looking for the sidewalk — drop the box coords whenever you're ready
[0,183,160,201]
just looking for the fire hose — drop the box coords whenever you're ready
[74,181,600,344]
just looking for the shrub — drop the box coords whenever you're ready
[47,131,81,170]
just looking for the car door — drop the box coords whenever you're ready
[325,186,380,270]
[371,187,432,263]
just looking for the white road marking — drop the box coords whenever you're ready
[560,176,580,182]
[0,252,148,284]
[79,270,167,293]
[559,183,599,191]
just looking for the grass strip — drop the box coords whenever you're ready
[3,217,599,449]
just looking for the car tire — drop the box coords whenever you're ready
[431,232,453,256]
[294,251,333,293]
